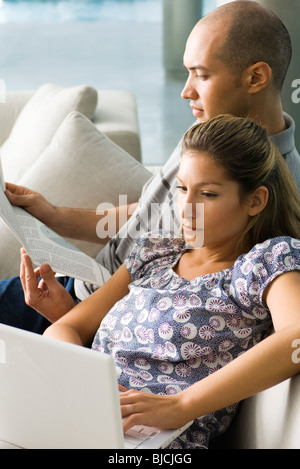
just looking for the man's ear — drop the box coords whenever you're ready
[246,62,272,94]
[247,186,269,216]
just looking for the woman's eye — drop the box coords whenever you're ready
[176,185,187,192]
[202,192,217,198]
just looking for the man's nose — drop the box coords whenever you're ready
[181,77,197,100]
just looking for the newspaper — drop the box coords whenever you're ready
[0,174,106,286]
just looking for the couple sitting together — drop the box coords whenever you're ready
[1,2,300,449]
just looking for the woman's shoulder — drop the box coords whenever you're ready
[235,236,300,279]
[231,236,300,305]
[246,236,300,259]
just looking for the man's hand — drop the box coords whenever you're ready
[5,182,138,245]
[5,182,57,225]
[20,248,76,323]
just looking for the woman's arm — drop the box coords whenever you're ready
[43,263,132,346]
[121,271,300,431]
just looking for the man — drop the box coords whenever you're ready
[1,0,300,332]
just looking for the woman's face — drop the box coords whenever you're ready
[176,151,253,250]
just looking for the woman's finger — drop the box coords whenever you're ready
[118,384,128,392]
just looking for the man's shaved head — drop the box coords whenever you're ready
[196,1,292,92]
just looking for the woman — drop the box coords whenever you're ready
[26,115,300,448]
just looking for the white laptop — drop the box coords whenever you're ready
[0,324,191,449]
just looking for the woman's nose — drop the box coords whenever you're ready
[181,199,195,220]
[180,200,204,225]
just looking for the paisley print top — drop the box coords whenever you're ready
[92,232,300,448]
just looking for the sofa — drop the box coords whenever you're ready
[0,84,299,450]
[212,371,300,449]
[0,83,152,279]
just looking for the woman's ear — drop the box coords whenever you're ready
[246,62,272,94]
[247,186,269,216]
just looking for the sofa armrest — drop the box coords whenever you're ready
[213,372,300,449]
[0,91,34,145]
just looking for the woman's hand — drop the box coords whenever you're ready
[120,388,190,433]
[20,248,75,323]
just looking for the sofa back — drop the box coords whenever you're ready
[0,89,142,161]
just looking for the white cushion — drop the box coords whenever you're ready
[0,111,151,278]
[0,83,98,183]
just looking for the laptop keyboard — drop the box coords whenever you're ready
[124,425,160,449]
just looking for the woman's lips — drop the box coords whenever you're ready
[182,223,199,233]
[182,223,204,247]
[190,105,204,118]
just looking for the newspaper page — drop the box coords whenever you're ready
[0,181,106,286]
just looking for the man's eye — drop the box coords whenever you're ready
[196,74,208,80]
[176,185,187,192]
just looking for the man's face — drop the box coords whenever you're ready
[182,21,251,122]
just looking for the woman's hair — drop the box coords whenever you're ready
[182,114,300,251]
